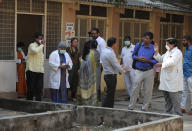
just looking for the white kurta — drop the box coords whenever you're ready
[154,47,183,92]
[120,44,135,69]
[96,36,106,63]
[49,50,72,89]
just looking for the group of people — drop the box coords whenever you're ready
[121,33,192,116]
[16,29,192,116]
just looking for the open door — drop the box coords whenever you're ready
[17,14,42,54]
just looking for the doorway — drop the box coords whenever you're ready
[17,14,43,54]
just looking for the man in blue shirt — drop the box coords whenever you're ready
[128,32,158,111]
[181,35,192,115]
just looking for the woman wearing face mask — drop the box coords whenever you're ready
[16,42,27,98]
[49,42,73,103]
[154,38,183,116]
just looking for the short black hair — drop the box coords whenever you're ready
[124,36,131,41]
[183,35,192,42]
[90,39,98,49]
[71,37,78,43]
[34,32,43,39]
[107,37,116,47]
[17,42,24,48]
[166,37,177,47]
[144,32,153,40]
[91,28,100,34]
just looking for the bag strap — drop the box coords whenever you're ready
[135,42,142,56]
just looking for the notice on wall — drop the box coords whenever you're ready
[65,30,75,46]
[66,23,74,31]
[65,22,75,46]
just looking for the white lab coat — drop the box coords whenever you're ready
[49,50,73,89]
[154,47,183,92]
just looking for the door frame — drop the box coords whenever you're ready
[15,0,47,60]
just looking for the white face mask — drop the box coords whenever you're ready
[165,45,170,51]
[39,40,42,44]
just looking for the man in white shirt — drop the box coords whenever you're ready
[91,28,106,101]
[101,37,124,108]
[120,36,135,98]
[91,28,106,61]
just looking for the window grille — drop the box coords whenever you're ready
[32,0,44,13]
[17,0,44,13]
[75,4,107,53]
[160,14,184,53]
[46,1,62,58]
[119,19,149,54]
[0,0,15,60]
[160,23,183,53]
[17,0,30,12]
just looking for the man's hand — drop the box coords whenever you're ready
[64,64,70,69]
[136,57,151,63]
[41,40,46,45]
[124,66,130,73]
[59,64,70,69]
[21,59,25,63]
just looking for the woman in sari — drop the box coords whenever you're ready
[90,40,101,102]
[16,42,27,98]
[77,40,97,106]
[67,38,80,102]
[49,42,73,103]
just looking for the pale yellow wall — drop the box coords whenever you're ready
[100,59,126,92]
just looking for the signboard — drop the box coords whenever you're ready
[65,30,75,46]
[65,22,75,46]
[66,23,74,31]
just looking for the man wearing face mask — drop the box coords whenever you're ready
[180,36,192,115]
[120,36,135,99]
[26,32,45,101]
[154,38,183,116]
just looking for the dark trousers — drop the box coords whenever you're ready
[26,71,44,101]
[102,74,117,108]
[97,66,103,101]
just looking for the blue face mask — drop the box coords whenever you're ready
[60,50,66,54]
[18,48,22,52]
[124,41,131,46]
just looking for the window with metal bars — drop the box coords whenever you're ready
[46,1,62,59]
[120,9,134,18]
[0,0,15,60]
[17,0,45,13]
[75,4,107,53]
[160,23,183,54]
[160,13,184,23]
[119,20,149,54]
[160,14,184,53]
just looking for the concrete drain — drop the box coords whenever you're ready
[0,98,183,131]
